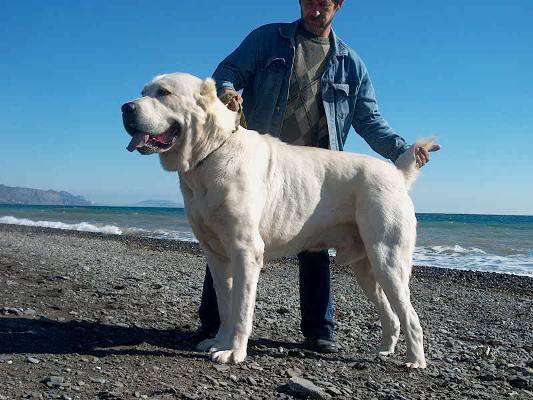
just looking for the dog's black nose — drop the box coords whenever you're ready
[121,102,136,113]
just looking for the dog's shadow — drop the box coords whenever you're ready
[0,316,200,358]
[0,316,372,365]
[0,317,300,359]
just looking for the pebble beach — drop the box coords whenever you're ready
[0,223,532,399]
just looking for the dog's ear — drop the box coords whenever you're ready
[196,78,217,110]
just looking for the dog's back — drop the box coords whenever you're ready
[228,131,410,260]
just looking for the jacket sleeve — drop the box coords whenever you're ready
[212,27,261,94]
[351,66,409,162]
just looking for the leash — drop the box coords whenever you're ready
[219,92,248,129]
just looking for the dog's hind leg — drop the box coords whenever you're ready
[196,253,233,353]
[357,199,425,368]
[366,245,426,368]
[351,258,400,355]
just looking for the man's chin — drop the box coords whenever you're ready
[303,19,329,35]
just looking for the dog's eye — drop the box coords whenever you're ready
[158,88,172,96]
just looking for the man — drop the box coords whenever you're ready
[197,0,439,353]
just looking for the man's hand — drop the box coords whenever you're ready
[415,143,441,168]
[219,88,243,112]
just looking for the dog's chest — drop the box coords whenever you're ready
[186,202,228,257]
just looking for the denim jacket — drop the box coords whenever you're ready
[213,19,409,161]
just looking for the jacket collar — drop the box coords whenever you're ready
[279,19,348,57]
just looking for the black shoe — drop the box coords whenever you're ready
[303,337,339,353]
[191,326,217,343]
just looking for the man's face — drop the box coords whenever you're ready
[300,0,343,35]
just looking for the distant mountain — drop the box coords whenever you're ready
[0,184,93,206]
[131,199,181,208]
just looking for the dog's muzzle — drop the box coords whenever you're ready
[121,102,180,154]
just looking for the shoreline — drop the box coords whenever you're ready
[2,221,533,284]
[0,222,532,399]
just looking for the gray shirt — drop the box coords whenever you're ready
[279,24,332,149]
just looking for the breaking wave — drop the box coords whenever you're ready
[413,245,532,277]
[0,215,198,242]
[0,216,123,235]
[121,227,198,242]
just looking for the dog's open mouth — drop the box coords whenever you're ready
[126,125,179,154]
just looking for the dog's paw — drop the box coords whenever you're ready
[405,360,427,369]
[196,338,220,352]
[210,349,247,364]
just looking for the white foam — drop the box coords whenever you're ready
[413,245,533,277]
[152,229,198,242]
[424,245,487,255]
[122,227,198,243]
[333,245,532,276]
[0,216,122,235]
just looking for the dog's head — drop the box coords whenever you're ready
[121,73,235,172]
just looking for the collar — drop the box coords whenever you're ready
[279,19,348,57]
[195,126,239,169]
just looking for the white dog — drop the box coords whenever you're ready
[122,73,436,368]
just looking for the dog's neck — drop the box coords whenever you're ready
[176,100,238,173]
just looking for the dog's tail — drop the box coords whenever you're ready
[394,138,437,190]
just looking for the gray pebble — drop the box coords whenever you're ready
[41,376,64,388]
[247,376,258,386]
[508,375,530,389]
[287,376,331,399]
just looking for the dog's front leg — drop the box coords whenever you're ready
[196,253,233,353]
[211,240,263,364]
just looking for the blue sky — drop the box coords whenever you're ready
[1,0,532,214]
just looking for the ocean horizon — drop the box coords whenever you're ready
[1,204,532,277]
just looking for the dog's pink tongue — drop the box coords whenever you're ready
[126,132,147,152]
[152,132,170,144]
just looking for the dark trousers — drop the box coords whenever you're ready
[198,249,335,340]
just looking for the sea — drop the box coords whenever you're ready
[1,204,532,277]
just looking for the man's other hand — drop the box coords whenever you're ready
[415,143,441,168]
[219,89,243,112]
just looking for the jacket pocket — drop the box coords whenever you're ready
[332,81,358,142]
[265,57,286,69]
[248,57,287,129]
[257,57,286,96]
[333,82,357,120]
[332,83,350,96]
